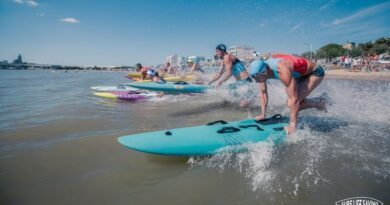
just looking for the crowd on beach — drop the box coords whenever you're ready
[317,54,390,72]
[138,53,390,76]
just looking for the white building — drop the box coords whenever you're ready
[188,56,205,63]
[165,54,178,66]
[228,45,256,62]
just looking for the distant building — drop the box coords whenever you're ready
[179,56,187,64]
[187,56,205,63]
[13,54,23,64]
[228,45,255,62]
[342,42,355,50]
[165,55,178,66]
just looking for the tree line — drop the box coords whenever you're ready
[302,37,390,59]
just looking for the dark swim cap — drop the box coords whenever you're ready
[216,44,227,52]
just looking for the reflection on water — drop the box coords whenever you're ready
[0,70,389,205]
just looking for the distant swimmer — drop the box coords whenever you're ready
[146,69,166,83]
[208,44,253,107]
[135,63,150,80]
[159,62,169,74]
[188,61,205,74]
[187,60,206,84]
[249,54,330,134]
[165,62,177,75]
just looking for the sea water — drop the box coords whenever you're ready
[0,70,389,205]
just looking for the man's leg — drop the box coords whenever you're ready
[297,70,325,111]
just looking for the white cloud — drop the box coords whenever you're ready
[25,0,38,7]
[36,12,45,17]
[323,22,373,36]
[60,18,80,24]
[290,21,304,32]
[288,0,334,33]
[259,20,267,28]
[13,0,38,7]
[13,0,24,4]
[319,0,336,11]
[343,27,390,40]
[332,1,390,26]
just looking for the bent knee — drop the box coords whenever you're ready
[286,98,298,107]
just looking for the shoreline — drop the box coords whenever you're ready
[325,69,390,81]
[2,68,390,81]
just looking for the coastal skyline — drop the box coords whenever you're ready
[1,0,389,66]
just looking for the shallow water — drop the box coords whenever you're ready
[0,70,389,205]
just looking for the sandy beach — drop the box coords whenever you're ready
[325,69,390,80]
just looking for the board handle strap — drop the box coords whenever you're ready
[238,125,263,131]
[207,120,228,126]
[217,126,240,134]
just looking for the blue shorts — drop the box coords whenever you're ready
[311,65,325,77]
[232,62,246,76]
[296,65,325,83]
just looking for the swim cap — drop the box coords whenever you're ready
[216,44,227,52]
[249,60,267,77]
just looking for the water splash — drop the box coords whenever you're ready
[188,79,390,197]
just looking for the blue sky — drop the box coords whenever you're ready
[1,0,389,66]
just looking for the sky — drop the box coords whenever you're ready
[0,0,389,66]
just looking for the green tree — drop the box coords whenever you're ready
[301,51,316,59]
[358,42,373,55]
[350,47,363,57]
[371,43,388,55]
[374,37,390,46]
[316,43,346,59]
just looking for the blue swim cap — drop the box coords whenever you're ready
[249,60,267,77]
[216,44,227,52]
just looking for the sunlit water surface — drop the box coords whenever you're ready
[0,70,389,205]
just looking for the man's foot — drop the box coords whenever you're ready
[317,93,332,112]
[255,114,265,121]
[320,93,333,105]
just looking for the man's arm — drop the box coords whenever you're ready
[256,81,268,120]
[208,63,224,85]
[141,69,147,80]
[216,56,233,86]
[190,63,196,74]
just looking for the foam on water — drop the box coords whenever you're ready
[148,93,200,103]
[189,79,390,197]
